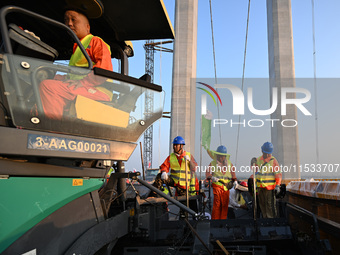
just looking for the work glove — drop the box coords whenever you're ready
[184,155,190,162]
[251,157,257,166]
[233,181,238,188]
[275,185,281,194]
[161,172,168,181]
[211,176,219,183]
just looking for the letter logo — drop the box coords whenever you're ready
[197,82,222,115]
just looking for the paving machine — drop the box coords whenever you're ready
[0,1,336,255]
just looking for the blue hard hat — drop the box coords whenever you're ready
[173,136,185,145]
[261,142,273,154]
[216,145,227,154]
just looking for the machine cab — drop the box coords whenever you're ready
[0,1,174,161]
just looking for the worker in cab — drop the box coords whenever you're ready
[39,7,113,119]
[250,142,282,218]
[205,145,237,220]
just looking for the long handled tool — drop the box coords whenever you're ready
[252,162,257,221]
[185,157,189,218]
[139,142,146,181]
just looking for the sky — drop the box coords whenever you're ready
[124,0,340,179]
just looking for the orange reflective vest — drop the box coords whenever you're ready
[210,159,232,191]
[169,152,196,194]
[256,156,281,190]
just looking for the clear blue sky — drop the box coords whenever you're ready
[125,0,340,179]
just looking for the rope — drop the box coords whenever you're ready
[311,0,319,164]
[235,0,251,166]
[209,0,222,145]
[175,3,180,139]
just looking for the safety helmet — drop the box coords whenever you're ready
[216,145,227,154]
[240,181,248,187]
[173,136,185,145]
[261,142,273,154]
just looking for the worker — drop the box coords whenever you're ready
[39,8,113,119]
[160,136,199,214]
[205,145,237,220]
[251,142,282,218]
[227,181,249,219]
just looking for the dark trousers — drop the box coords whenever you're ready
[227,207,236,219]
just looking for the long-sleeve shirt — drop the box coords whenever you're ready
[228,187,241,208]
[160,151,198,173]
